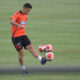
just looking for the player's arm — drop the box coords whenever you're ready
[10,12,24,29]
[10,19,24,29]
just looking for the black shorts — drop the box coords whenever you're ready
[12,35,31,51]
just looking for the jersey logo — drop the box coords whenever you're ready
[20,21,26,24]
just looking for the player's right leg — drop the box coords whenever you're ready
[18,49,25,69]
[18,49,28,74]
[12,37,28,74]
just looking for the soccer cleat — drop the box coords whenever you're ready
[41,58,47,65]
[22,70,29,74]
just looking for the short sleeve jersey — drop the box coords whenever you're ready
[10,11,28,37]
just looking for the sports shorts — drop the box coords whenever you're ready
[12,35,31,51]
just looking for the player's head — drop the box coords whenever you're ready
[22,3,32,15]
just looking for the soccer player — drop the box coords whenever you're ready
[10,3,47,74]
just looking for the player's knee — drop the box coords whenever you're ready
[18,49,24,57]
[19,54,24,60]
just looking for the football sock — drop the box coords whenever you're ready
[38,55,42,61]
[21,65,26,70]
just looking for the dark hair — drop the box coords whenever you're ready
[23,3,32,9]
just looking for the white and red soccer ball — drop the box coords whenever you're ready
[45,52,55,61]
[39,44,54,61]
[39,44,46,52]
[39,44,53,52]
[45,44,53,52]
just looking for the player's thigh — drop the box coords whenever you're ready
[26,44,34,51]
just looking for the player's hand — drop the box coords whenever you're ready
[18,24,24,29]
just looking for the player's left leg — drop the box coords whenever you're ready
[26,44,47,65]
[22,35,47,65]
[26,44,39,58]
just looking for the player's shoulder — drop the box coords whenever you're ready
[14,11,21,15]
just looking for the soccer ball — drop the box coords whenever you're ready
[39,44,46,52]
[45,44,53,52]
[45,52,54,61]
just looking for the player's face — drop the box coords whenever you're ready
[23,8,31,15]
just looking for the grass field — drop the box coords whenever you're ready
[0,73,80,80]
[0,0,80,80]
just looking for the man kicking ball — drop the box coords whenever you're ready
[10,3,47,74]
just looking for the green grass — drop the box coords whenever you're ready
[0,0,80,79]
[0,73,80,80]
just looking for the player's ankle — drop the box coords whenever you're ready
[38,55,42,61]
